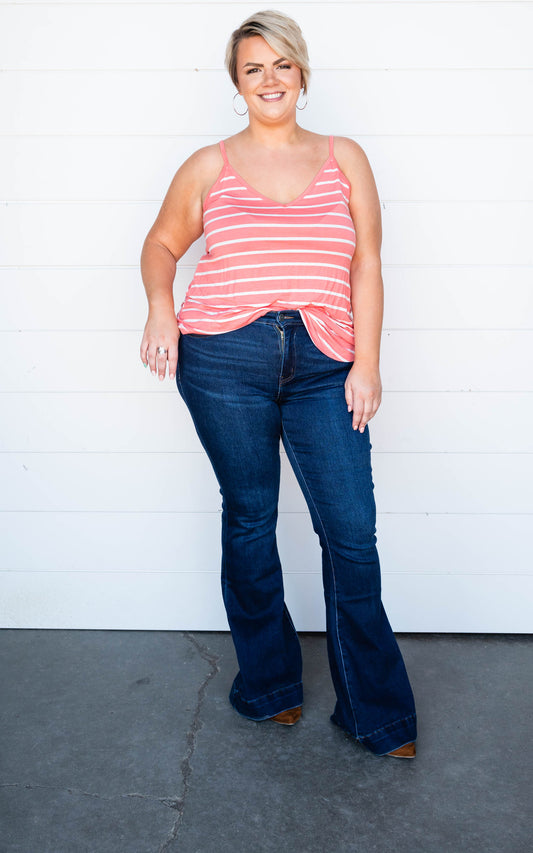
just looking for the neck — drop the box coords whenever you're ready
[244,115,304,148]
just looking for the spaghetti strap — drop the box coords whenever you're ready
[179,129,356,362]
[219,140,229,164]
[329,135,334,157]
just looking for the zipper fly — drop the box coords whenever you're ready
[277,323,295,388]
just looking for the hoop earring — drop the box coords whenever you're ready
[296,89,308,111]
[233,93,248,116]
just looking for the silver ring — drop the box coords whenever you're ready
[157,346,168,356]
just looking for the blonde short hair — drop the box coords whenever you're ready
[225,10,311,94]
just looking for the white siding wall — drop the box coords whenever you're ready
[1,0,531,631]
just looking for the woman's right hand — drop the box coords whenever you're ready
[140,309,180,381]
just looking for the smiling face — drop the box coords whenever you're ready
[236,36,303,123]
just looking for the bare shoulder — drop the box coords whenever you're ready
[332,136,375,182]
[147,143,224,255]
[183,142,223,174]
[169,142,224,201]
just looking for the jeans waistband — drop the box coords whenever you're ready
[259,310,303,325]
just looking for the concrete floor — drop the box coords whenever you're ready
[0,631,531,853]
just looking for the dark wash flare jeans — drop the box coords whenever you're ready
[177,311,417,755]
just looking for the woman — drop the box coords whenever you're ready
[140,11,417,758]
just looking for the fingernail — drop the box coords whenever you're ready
[142,362,147,368]
[151,370,156,376]
[169,374,175,380]
[159,374,164,381]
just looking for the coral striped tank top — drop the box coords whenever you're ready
[177,136,356,361]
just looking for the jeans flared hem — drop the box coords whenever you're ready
[331,711,417,756]
[229,678,304,721]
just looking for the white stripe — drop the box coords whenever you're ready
[190,282,351,300]
[203,209,353,226]
[191,285,350,299]
[182,302,348,322]
[267,301,347,312]
[209,235,356,251]
[180,305,227,316]
[305,312,328,331]
[205,200,350,215]
[300,316,332,345]
[182,309,259,322]
[209,187,262,198]
[203,211,250,225]
[208,222,355,238]
[196,248,353,263]
[209,188,344,203]
[298,313,350,357]
[303,190,346,200]
[194,261,350,277]
[307,327,343,358]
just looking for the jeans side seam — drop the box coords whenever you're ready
[220,505,228,609]
[281,427,359,738]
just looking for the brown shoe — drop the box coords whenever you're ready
[269,706,302,726]
[387,742,416,759]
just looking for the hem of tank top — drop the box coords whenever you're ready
[177,308,355,356]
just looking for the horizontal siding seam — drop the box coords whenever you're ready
[0,1,527,5]
[0,510,532,516]
[1,450,532,456]
[2,131,533,137]
[2,264,532,269]
[2,66,532,73]
[2,199,532,204]
[0,385,533,397]
[2,328,532,333]
[1,570,531,578]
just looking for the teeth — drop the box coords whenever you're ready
[261,92,283,100]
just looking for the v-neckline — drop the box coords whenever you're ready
[221,144,333,207]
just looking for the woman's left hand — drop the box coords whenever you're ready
[345,362,382,432]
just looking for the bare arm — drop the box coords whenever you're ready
[335,137,384,432]
[140,145,222,380]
